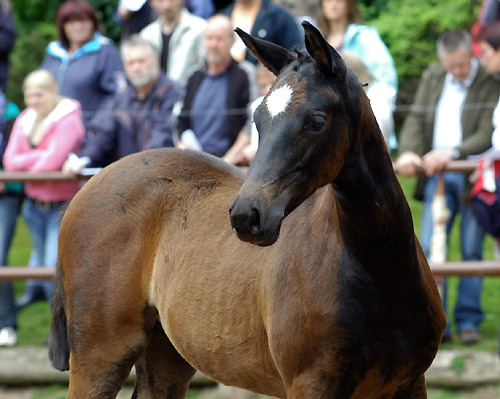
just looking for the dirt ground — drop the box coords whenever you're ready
[427,384,500,399]
[1,385,500,399]
[0,386,134,398]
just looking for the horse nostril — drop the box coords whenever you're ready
[230,203,262,237]
[249,207,261,233]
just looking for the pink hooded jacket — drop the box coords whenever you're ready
[3,98,85,201]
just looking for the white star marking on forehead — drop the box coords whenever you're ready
[266,84,293,117]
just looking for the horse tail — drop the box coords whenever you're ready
[48,266,70,371]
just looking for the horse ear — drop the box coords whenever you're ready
[235,28,296,75]
[302,21,347,81]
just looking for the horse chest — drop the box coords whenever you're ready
[333,274,435,382]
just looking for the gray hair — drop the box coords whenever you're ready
[436,29,472,57]
[120,35,160,60]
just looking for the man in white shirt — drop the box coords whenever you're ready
[395,30,500,345]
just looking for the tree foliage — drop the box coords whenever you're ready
[368,0,481,97]
[88,0,122,42]
[12,0,62,26]
[7,23,58,107]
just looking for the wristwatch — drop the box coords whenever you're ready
[448,147,460,160]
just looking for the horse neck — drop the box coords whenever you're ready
[330,120,418,275]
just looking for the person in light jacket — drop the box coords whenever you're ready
[140,0,207,85]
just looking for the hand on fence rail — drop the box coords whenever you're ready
[393,159,478,175]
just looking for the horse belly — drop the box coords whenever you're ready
[150,237,286,397]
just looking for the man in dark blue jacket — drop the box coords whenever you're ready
[64,35,182,171]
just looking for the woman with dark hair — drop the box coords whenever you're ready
[470,22,500,208]
[40,0,124,125]
[473,20,500,360]
[472,23,500,153]
[317,0,396,91]
[477,22,500,77]
[317,0,397,149]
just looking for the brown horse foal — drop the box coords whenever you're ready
[49,22,445,398]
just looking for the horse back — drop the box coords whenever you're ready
[57,149,243,346]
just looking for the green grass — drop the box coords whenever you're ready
[5,176,500,351]
[8,217,51,345]
[32,384,68,399]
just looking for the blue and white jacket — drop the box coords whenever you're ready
[342,24,398,93]
[40,32,124,124]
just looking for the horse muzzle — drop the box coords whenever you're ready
[229,194,284,247]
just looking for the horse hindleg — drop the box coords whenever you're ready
[66,328,147,399]
[132,321,196,399]
[65,304,159,399]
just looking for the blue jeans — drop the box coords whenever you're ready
[0,89,6,133]
[0,194,23,329]
[420,173,485,336]
[22,198,63,300]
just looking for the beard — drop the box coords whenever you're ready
[205,51,225,65]
[128,64,160,88]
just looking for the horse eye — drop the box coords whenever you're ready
[308,114,326,132]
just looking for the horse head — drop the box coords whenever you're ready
[230,21,365,246]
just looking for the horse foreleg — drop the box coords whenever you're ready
[132,321,196,399]
[285,372,428,399]
[393,376,427,399]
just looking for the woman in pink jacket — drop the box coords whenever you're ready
[3,69,85,310]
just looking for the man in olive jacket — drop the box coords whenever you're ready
[395,30,500,345]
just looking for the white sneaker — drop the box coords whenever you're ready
[0,327,17,346]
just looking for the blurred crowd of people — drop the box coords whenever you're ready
[1,0,500,357]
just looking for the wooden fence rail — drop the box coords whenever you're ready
[0,267,55,280]
[0,170,97,182]
[0,159,480,183]
[2,262,500,281]
[1,160,498,281]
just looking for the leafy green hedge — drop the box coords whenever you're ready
[7,23,58,107]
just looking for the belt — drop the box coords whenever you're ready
[31,198,66,210]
